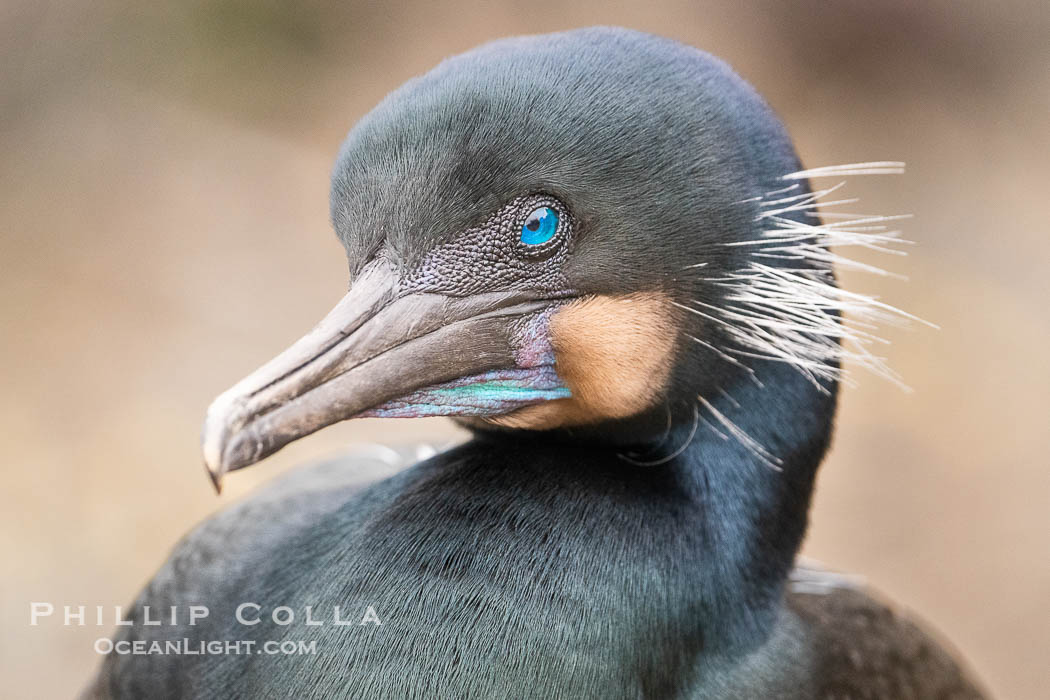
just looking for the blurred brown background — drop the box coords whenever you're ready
[2,1,1047,697]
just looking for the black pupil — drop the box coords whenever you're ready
[525,213,541,232]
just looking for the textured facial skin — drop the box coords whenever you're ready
[403,193,574,297]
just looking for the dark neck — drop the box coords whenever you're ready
[654,360,836,653]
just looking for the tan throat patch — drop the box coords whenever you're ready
[488,292,678,430]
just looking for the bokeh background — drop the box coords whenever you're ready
[3,1,1047,697]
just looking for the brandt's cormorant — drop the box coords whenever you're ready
[85,27,987,699]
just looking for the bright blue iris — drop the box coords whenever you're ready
[520,206,558,246]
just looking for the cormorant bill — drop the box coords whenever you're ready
[85,27,988,699]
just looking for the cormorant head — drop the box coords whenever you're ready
[203,27,893,487]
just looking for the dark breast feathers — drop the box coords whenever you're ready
[84,453,987,700]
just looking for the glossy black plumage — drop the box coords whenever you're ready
[84,27,987,699]
[87,439,983,699]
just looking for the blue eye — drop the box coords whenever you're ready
[520,206,559,246]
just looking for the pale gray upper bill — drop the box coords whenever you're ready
[201,260,554,489]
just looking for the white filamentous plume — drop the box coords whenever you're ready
[687,163,933,395]
[782,161,906,179]
[698,395,783,471]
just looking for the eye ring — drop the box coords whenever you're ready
[513,195,569,259]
